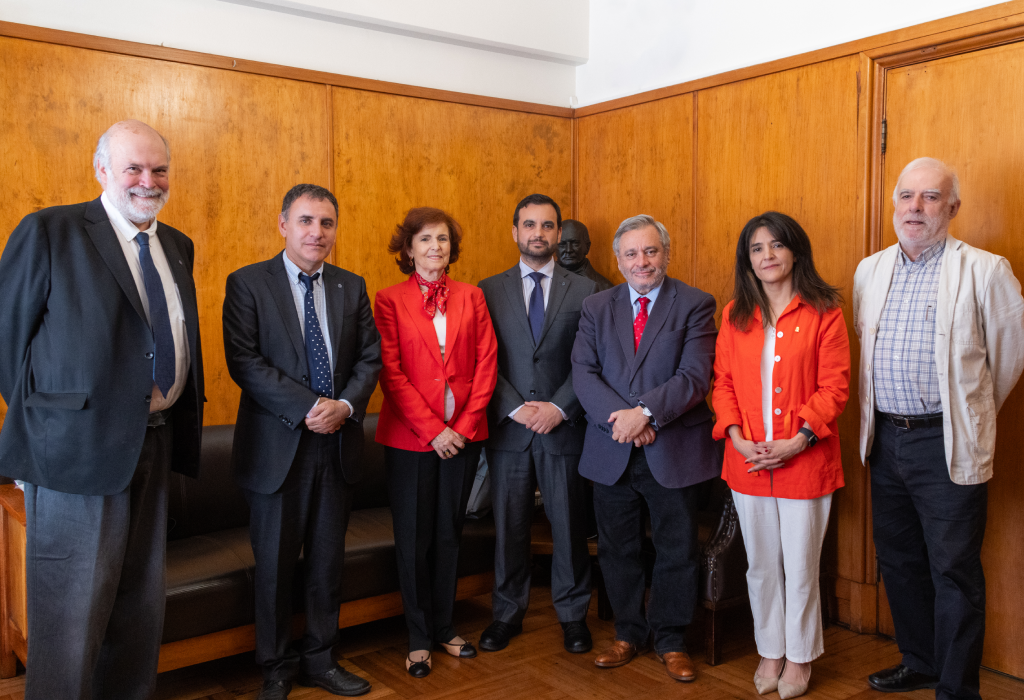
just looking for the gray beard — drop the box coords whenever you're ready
[112,186,168,224]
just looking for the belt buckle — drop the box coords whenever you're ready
[892,415,911,430]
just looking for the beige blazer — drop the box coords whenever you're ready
[853,234,1024,484]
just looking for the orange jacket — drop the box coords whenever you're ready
[712,298,849,499]
[374,276,498,452]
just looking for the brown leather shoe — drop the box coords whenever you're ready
[656,651,696,682]
[595,640,644,668]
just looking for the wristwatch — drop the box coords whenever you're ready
[639,403,654,424]
[797,426,818,447]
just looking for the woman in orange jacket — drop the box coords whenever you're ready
[712,212,850,699]
[374,207,498,678]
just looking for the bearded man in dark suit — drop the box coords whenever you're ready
[0,120,204,700]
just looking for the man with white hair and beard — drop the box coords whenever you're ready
[0,120,204,699]
[854,158,1024,700]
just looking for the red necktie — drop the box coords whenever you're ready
[633,296,649,352]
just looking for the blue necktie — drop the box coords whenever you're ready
[298,272,333,398]
[528,271,546,344]
[134,233,176,396]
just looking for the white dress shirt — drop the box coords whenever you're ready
[281,253,354,416]
[509,257,566,420]
[100,192,189,413]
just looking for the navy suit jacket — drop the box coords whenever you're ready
[222,252,382,494]
[0,198,204,495]
[571,277,719,488]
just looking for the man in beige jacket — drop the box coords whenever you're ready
[853,158,1024,700]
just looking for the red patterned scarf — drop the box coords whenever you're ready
[414,271,450,318]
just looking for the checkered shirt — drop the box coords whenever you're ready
[873,240,945,415]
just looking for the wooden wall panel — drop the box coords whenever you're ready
[574,94,695,287]
[881,39,1024,676]
[0,37,331,427]
[693,55,870,600]
[331,88,572,412]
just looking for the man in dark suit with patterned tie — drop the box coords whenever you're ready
[222,184,381,700]
[0,120,204,700]
[478,195,597,654]
[572,214,718,683]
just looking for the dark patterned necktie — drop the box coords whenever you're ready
[298,272,333,398]
[134,232,176,395]
[528,271,546,344]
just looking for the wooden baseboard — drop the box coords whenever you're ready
[156,571,495,673]
[831,576,878,634]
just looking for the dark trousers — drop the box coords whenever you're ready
[488,444,591,625]
[24,421,172,700]
[870,416,988,700]
[244,429,353,681]
[593,446,699,654]
[385,444,479,651]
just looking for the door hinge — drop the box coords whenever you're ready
[881,119,888,155]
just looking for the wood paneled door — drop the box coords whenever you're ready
[878,37,1024,678]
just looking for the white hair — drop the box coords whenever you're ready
[612,214,671,256]
[93,121,171,183]
[892,157,960,206]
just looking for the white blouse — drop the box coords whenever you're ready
[760,323,777,441]
[432,309,456,422]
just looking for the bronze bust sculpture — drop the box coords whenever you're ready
[558,219,614,292]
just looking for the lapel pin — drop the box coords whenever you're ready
[178,260,183,265]
[338,284,342,288]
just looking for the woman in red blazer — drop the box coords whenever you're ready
[374,207,497,678]
[712,212,850,699]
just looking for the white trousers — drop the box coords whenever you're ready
[731,490,832,663]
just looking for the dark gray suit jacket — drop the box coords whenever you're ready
[571,277,719,488]
[479,263,596,455]
[0,198,205,495]
[222,252,382,494]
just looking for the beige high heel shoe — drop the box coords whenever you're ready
[778,661,811,699]
[753,658,784,695]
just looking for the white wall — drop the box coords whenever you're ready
[0,0,583,107]
[575,0,1009,107]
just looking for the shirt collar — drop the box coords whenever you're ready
[282,251,324,284]
[519,257,556,280]
[100,191,157,242]
[628,281,663,307]
[898,239,946,267]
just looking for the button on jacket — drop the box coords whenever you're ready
[712,298,850,499]
[853,234,1024,484]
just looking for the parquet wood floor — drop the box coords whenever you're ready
[0,587,1019,699]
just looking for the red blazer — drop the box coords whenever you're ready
[712,298,850,499]
[374,276,498,451]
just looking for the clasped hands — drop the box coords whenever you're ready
[608,406,656,447]
[512,401,565,434]
[430,426,469,459]
[727,425,809,472]
[304,397,351,434]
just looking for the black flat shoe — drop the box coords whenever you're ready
[868,664,939,692]
[479,620,523,651]
[439,638,477,658]
[406,653,432,678]
[561,620,593,654]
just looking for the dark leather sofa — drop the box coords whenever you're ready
[159,413,497,660]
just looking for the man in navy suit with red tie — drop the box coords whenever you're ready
[572,214,718,683]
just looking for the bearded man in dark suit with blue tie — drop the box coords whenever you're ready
[0,120,204,700]
[222,185,381,700]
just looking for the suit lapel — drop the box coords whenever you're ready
[322,266,346,370]
[612,285,635,362]
[266,253,307,364]
[631,281,676,379]
[936,235,962,337]
[443,283,464,366]
[156,227,200,357]
[401,278,445,368]
[536,265,571,346]
[84,198,148,324]
[501,265,534,341]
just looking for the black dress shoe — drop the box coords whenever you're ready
[868,664,939,692]
[296,666,371,696]
[561,620,592,653]
[256,679,292,700]
[479,620,523,651]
